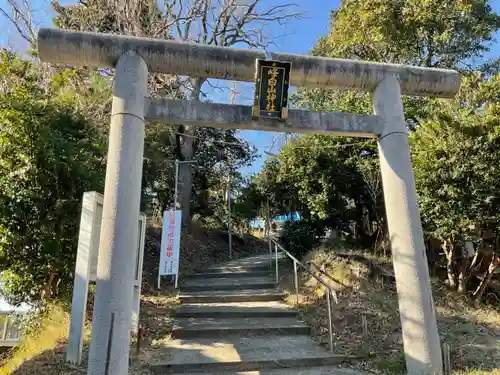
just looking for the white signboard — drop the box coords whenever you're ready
[66,192,146,365]
[158,210,182,288]
[131,216,146,332]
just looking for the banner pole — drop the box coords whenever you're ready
[157,210,166,290]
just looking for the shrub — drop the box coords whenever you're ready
[279,219,324,258]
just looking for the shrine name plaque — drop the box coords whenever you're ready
[252,59,291,121]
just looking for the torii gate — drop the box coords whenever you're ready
[37,28,460,375]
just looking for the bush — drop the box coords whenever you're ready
[279,220,324,258]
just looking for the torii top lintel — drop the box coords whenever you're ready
[37,28,460,99]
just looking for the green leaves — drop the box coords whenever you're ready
[0,51,106,305]
[320,0,500,68]
[411,72,500,242]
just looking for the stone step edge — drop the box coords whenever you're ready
[185,271,272,279]
[174,309,296,318]
[197,265,270,273]
[149,354,361,374]
[180,282,276,292]
[179,368,366,375]
[172,318,311,338]
[179,294,284,303]
[172,325,310,339]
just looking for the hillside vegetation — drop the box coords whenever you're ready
[279,243,500,375]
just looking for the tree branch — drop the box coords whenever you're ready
[0,0,37,47]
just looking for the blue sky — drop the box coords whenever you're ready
[203,0,337,176]
[1,0,499,178]
[0,0,336,177]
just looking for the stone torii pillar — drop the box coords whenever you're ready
[89,51,147,375]
[374,75,443,373]
[37,28,460,375]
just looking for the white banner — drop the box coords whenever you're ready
[159,210,182,276]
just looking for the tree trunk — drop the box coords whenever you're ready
[178,155,194,226]
[473,254,499,303]
[355,203,372,248]
[457,255,469,294]
[177,77,204,227]
[425,237,441,277]
[40,271,56,301]
[48,275,61,299]
[374,218,389,258]
[442,240,458,289]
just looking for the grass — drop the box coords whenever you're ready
[0,290,179,375]
[279,245,500,375]
[0,303,71,375]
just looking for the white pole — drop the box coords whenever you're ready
[157,209,166,290]
[174,159,179,209]
[227,174,232,259]
[267,196,272,268]
[373,74,442,375]
[87,51,147,375]
[173,161,179,282]
[167,160,179,289]
[157,263,161,290]
[267,196,271,237]
[228,85,236,260]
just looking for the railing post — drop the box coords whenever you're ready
[326,291,334,353]
[2,316,8,340]
[275,243,279,284]
[442,343,451,375]
[268,238,272,270]
[293,260,299,306]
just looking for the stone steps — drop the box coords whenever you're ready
[202,254,272,269]
[148,253,361,375]
[186,270,271,279]
[179,289,284,303]
[180,276,275,292]
[148,335,351,374]
[175,301,296,318]
[197,264,270,273]
[182,368,365,375]
[172,316,310,338]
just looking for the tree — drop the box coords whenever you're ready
[289,0,500,256]
[52,0,277,225]
[411,71,500,301]
[237,134,383,249]
[156,0,300,225]
[0,51,106,304]
[232,180,265,231]
[298,0,500,127]
[314,0,500,68]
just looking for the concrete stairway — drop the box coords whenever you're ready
[148,254,362,374]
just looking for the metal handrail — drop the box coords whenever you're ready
[268,237,338,352]
[307,260,344,288]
